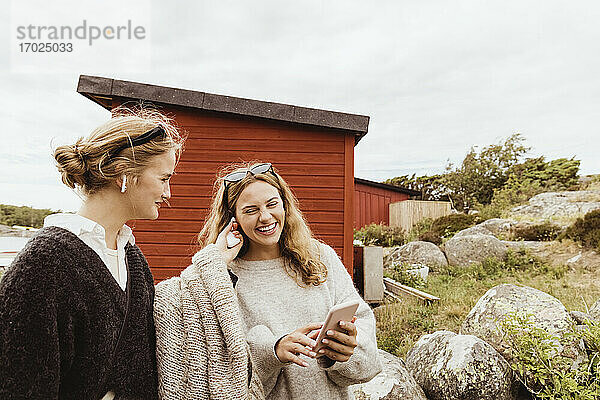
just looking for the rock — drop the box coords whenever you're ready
[461,284,582,365]
[444,235,508,266]
[570,310,594,325]
[453,225,494,238]
[350,349,427,400]
[510,191,600,222]
[384,241,448,269]
[590,299,600,322]
[478,218,516,237]
[405,330,517,400]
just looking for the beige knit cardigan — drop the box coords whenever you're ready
[153,244,265,400]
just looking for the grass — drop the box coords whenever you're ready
[375,249,600,358]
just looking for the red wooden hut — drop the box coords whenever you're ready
[77,75,369,281]
[354,178,418,229]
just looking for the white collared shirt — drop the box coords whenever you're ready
[43,213,133,291]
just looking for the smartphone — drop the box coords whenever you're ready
[226,217,241,248]
[312,301,359,353]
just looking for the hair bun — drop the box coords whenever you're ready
[54,141,88,189]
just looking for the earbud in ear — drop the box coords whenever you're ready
[121,175,127,193]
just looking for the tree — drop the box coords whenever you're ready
[443,133,530,211]
[0,204,58,228]
[383,174,448,201]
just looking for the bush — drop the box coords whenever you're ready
[407,218,434,242]
[431,213,478,237]
[0,204,58,229]
[353,224,405,247]
[562,209,600,251]
[513,222,563,242]
[417,230,442,245]
[385,262,426,289]
[500,313,600,399]
[438,248,565,281]
[411,213,477,244]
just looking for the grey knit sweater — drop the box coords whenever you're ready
[229,241,382,400]
[154,244,264,400]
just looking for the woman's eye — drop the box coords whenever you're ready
[268,202,277,207]
[245,209,258,214]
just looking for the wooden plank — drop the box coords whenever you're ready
[383,277,440,302]
[152,208,344,224]
[172,173,344,188]
[174,109,351,137]
[131,220,344,235]
[184,138,344,153]
[175,162,344,177]
[343,134,354,274]
[137,243,198,257]
[134,231,200,245]
[177,149,345,164]
[164,196,344,211]
[168,184,344,198]
[180,126,345,142]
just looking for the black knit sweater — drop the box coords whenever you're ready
[0,227,159,400]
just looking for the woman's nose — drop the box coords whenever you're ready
[163,182,171,199]
[258,209,271,221]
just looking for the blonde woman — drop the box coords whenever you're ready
[0,107,183,400]
[194,162,382,399]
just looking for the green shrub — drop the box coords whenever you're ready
[354,223,405,247]
[417,230,442,245]
[385,262,426,289]
[430,213,478,238]
[0,204,57,228]
[513,222,563,242]
[474,202,504,220]
[438,248,565,281]
[562,210,600,251]
[500,313,600,399]
[410,213,477,244]
[407,218,434,242]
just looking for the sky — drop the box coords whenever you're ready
[1,0,599,212]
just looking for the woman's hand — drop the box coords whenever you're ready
[215,218,243,264]
[275,323,322,367]
[317,317,358,363]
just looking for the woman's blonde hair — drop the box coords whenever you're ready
[54,105,185,195]
[198,162,328,286]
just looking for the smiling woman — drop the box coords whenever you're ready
[0,106,184,400]
[185,162,382,400]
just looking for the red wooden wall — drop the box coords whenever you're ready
[354,181,409,229]
[117,104,355,282]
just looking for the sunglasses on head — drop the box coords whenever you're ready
[222,163,279,213]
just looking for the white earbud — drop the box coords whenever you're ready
[121,175,127,193]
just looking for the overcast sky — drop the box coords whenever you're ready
[1,0,599,212]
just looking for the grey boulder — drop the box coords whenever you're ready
[453,225,494,238]
[384,241,448,269]
[444,235,508,266]
[350,349,427,400]
[405,330,517,400]
[510,191,600,221]
[461,284,584,366]
[478,218,516,237]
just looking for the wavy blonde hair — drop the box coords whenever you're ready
[53,104,185,196]
[198,162,328,286]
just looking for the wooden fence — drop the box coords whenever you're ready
[389,200,452,232]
